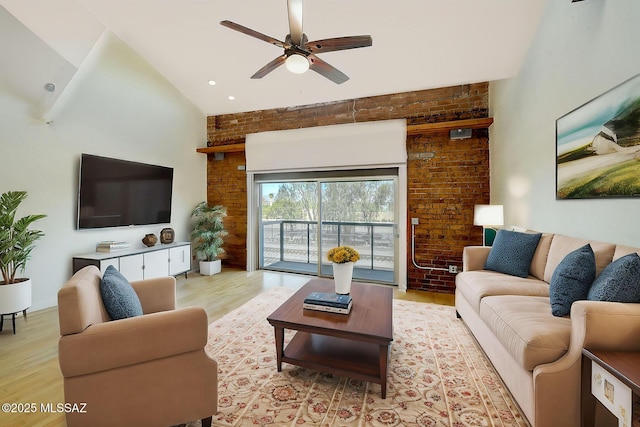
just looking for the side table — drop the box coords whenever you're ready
[582,349,640,427]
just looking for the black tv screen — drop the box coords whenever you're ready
[77,154,173,229]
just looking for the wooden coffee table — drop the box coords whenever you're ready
[267,278,393,398]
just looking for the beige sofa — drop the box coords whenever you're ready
[455,232,640,427]
[58,266,218,427]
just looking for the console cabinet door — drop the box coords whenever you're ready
[73,243,191,281]
[119,254,145,281]
[99,258,119,275]
[169,245,191,276]
[143,249,170,279]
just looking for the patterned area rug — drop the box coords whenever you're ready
[194,287,530,427]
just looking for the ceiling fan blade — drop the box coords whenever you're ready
[220,20,290,49]
[287,0,304,46]
[305,35,373,54]
[308,54,349,84]
[251,55,287,79]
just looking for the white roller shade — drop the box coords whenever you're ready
[245,119,407,172]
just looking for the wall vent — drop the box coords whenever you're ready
[449,128,472,140]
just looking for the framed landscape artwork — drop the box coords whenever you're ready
[556,73,640,199]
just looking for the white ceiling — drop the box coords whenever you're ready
[1,0,547,116]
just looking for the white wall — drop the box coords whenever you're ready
[0,25,206,310]
[490,0,640,246]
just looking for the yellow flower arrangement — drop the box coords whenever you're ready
[327,245,360,264]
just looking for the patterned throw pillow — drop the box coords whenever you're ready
[100,265,143,320]
[587,253,640,302]
[549,244,595,317]
[484,230,542,278]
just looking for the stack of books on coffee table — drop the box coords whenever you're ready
[303,292,352,314]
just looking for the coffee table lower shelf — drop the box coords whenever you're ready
[280,331,390,397]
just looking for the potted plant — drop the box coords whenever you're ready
[190,202,228,275]
[0,191,46,332]
[327,245,360,294]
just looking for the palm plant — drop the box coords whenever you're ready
[0,191,46,285]
[190,202,228,262]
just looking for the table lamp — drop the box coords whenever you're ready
[473,205,504,246]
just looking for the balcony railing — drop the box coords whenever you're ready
[260,220,395,283]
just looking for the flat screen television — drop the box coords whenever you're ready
[77,154,173,229]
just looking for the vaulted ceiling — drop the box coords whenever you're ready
[0,0,546,116]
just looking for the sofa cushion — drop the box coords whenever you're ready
[100,265,143,320]
[485,230,542,278]
[587,253,640,302]
[549,244,596,317]
[544,234,615,283]
[479,295,572,370]
[530,233,554,280]
[456,270,550,313]
[613,245,640,261]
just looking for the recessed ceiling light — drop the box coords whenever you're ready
[208,80,216,86]
[228,95,235,101]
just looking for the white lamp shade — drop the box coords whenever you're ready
[473,204,504,227]
[285,54,309,74]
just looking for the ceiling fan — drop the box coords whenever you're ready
[220,0,372,84]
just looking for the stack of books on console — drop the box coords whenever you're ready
[96,241,131,253]
[303,292,352,314]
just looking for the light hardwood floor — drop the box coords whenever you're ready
[0,268,454,427]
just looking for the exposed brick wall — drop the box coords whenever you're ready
[205,83,489,293]
[207,85,489,143]
[206,152,247,267]
[407,130,489,292]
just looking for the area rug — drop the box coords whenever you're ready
[194,287,530,427]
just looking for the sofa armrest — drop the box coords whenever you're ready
[59,306,208,378]
[535,300,640,378]
[131,276,176,313]
[571,300,640,351]
[462,246,491,272]
[532,301,640,427]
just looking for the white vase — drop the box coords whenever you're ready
[0,278,32,314]
[199,259,221,276]
[332,262,354,294]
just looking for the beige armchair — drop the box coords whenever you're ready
[57,266,217,427]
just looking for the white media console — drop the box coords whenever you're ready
[73,242,191,281]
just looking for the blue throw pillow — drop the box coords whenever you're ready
[549,244,595,317]
[587,253,640,302]
[484,230,542,278]
[100,265,143,320]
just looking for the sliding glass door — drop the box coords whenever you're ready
[260,181,319,274]
[319,180,395,283]
[258,171,397,284]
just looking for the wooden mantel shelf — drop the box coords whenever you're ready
[406,117,493,135]
[196,118,493,154]
[196,143,245,154]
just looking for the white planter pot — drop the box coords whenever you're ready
[199,260,221,276]
[332,262,354,294]
[0,278,32,314]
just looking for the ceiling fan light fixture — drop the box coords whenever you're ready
[285,54,309,74]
